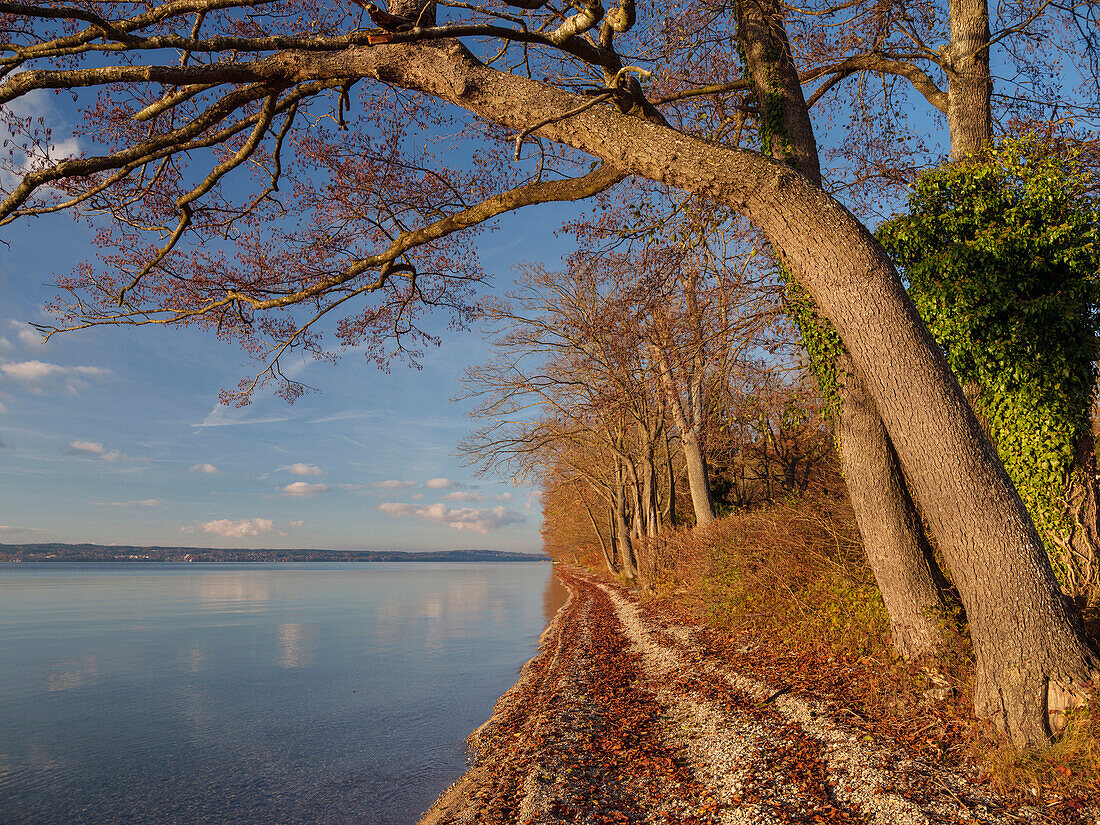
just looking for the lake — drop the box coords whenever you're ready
[0,562,565,825]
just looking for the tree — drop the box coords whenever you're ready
[1,0,1096,744]
[728,0,954,663]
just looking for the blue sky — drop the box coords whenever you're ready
[0,187,582,552]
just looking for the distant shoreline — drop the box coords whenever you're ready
[0,543,547,564]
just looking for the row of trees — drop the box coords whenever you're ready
[459,223,835,580]
[2,0,1099,744]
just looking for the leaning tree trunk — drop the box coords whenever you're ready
[681,427,717,527]
[837,356,953,659]
[736,0,948,657]
[353,36,1099,744]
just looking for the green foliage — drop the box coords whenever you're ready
[876,137,1100,581]
[781,266,844,417]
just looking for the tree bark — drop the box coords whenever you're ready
[664,431,678,528]
[613,457,637,579]
[945,0,992,160]
[836,355,951,659]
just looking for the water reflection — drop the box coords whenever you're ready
[543,568,569,623]
[0,562,552,825]
[195,576,275,612]
[45,656,99,693]
[276,622,316,669]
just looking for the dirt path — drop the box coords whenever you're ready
[420,568,1079,825]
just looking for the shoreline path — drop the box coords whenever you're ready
[420,567,1052,825]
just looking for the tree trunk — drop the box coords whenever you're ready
[651,344,717,525]
[946,0,992,160]
[583,497,616,574]
[836,355,951,659]
[613,459,637,579]
[735,0,947,659]
[681,427,717,526]
[346,35,1099,744]
[641,445,659,538]
[664,431,678,527]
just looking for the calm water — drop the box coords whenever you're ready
[0,562,565,825]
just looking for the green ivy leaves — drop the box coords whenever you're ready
[876,137,1100,586]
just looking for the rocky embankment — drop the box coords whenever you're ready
[420,568,1090,825]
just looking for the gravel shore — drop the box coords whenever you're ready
[420,567,1096,825]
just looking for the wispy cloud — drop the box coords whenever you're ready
[372,480,415,490]
[182,518,275,538]
[67,439,147,464]
[1,360,109,394]
[377,502,525,534]
[284,463,322,476]
[444,490,486,503]
[2,361,107,380]
[306,410,378,424]
[194,404,295,428]
[0,524,40,535]
[15,328,41,347]
[280,482,330,497]
[190,463,220,474]
[495,492,514,502]
[94,499,161,507]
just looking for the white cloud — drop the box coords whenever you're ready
[68,440,122,461]
[2,361,109,381]
[425,477,464,490]
[67,439,146,464]
[182,518,275,538]
[280,482,331,497]
[372,480,416,490]
[190,463,220,474]
[70,439,105,455]
[444,490,486,503]
[377,502,525,534]
[0,337,11,352]
[16,328,41,346]
[286,463,322,476]
[289,520,304,528]
[94,499,161,507]
[495,493,514,502]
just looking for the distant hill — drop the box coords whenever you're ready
[0,543,547,563]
